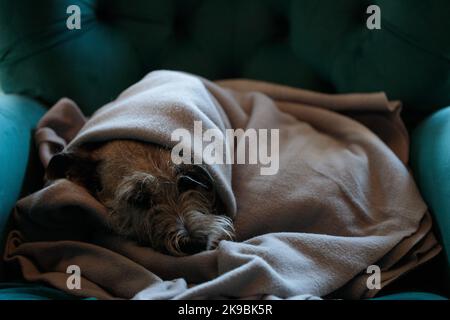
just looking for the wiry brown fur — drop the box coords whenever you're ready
[66,140,234,256]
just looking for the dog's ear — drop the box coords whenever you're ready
[47,149,100,192]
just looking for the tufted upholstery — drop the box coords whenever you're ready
[1,0,450,114]
[0,0,450,299]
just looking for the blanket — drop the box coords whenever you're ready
[3,70,441,299]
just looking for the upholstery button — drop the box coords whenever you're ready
[271,14,290,41]
[95,0,115,22]
[173,12,191,40]
[172,1,201,40]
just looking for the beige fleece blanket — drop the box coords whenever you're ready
[3,70,441,299]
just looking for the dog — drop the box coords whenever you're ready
[47,140,235,256]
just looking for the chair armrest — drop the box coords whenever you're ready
[411,106,450,278]
[372,292,447,300]
[0,94,46,239]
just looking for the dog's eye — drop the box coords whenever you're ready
[129,192,152,208]
[177,175,208,193]
[177,166,214,193]
[129,190,152,208]
[126,178,154,208]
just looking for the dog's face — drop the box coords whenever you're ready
[48,140,234,256]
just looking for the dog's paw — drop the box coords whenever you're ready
[206,227,235,251]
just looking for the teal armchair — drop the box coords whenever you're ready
[0,0,449,300]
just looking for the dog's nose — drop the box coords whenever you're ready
[179,239,207,255]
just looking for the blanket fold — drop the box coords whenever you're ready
[3,70,441,299]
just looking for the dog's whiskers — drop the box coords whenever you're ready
[90,140,235,256]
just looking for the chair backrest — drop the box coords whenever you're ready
[1,0,449,114]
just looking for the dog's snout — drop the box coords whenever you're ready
[179,239,207,255]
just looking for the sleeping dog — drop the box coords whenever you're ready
[48,139,235,256]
